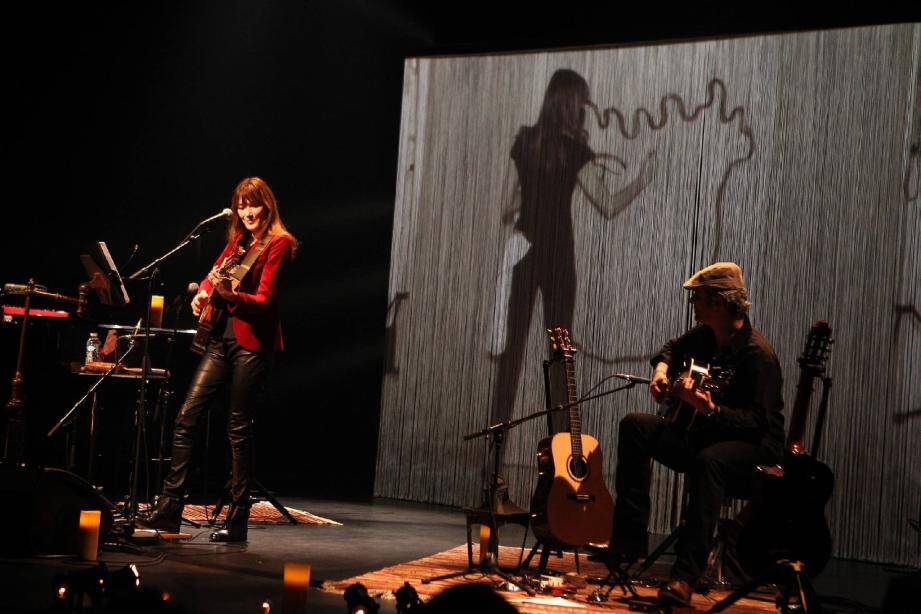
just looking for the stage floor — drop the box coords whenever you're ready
[0,497,909,613]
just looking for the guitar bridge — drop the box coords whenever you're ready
[568,494,596,503]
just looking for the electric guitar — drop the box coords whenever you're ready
[736,320,834,578]
[190,244,247,355]
[530,326,614,547]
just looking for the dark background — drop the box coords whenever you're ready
[3,2,917,500]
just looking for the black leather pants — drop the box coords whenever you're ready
[160,336,273,508]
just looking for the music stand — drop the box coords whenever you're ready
[80,241,131,308]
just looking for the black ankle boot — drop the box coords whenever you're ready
[136,496,183,533]
[210,506,249,543]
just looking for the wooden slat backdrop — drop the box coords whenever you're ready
[376,24,921,566]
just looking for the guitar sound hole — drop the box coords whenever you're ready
[569,456,588,479]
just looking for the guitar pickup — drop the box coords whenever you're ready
[568,494,596,503]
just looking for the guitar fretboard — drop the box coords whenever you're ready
[562,355,582,459]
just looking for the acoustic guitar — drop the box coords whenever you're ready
[736,321,834,578]
[190,244,247,355]
[530,325,614,547]
[658,358,733,431]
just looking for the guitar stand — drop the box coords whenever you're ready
[521,541,580,575]
[587,557,639,604]
[705,559,824,614]
[209,477,297,525]
[631,524,681,586]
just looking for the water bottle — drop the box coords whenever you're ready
[85,332,100,365]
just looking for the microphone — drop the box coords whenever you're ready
[194,208,233,230]
[614,373,652,385]
[169,282,199,314]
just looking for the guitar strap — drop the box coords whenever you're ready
[229,235,271,283]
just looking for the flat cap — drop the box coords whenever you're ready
[683,262,746,292]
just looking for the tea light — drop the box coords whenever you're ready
[78,510,102,561]
[282,562,310,614]
[149,295,164,328]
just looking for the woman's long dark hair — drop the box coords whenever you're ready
[529,69,593,170]
[227,177,298,257]
[536,69,591,140]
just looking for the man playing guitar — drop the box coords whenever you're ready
[604,262,785,606]
[138,177,296,542]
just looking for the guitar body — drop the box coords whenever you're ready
[659,359,731,431]
[531,432,613,547]
[190,281,239,355]
[737,454,834,578]
[190,245,247,355]
[190,300,220,355]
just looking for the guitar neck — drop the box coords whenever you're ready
[786,368,815,454]
[563,357,582,458]
[786,321,833,456]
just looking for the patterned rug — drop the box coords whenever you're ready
[321,544,777,613]
[142,501,341,525]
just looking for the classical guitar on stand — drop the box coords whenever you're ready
[530,325,614,547]
[736,320,835,578]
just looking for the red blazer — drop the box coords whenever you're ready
[199,234,293,352]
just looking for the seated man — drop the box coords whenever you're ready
[609,262,785,606]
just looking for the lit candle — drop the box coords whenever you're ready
[78,510,102,561]
[149,295,164,328]
[479,524,492,563]
[282,562,310,614]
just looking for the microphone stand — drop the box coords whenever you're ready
[124,268,157,522]
[127,227,209,285]
[120,221,219,526]
[421,378,642,591]
[47,334,139,439]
